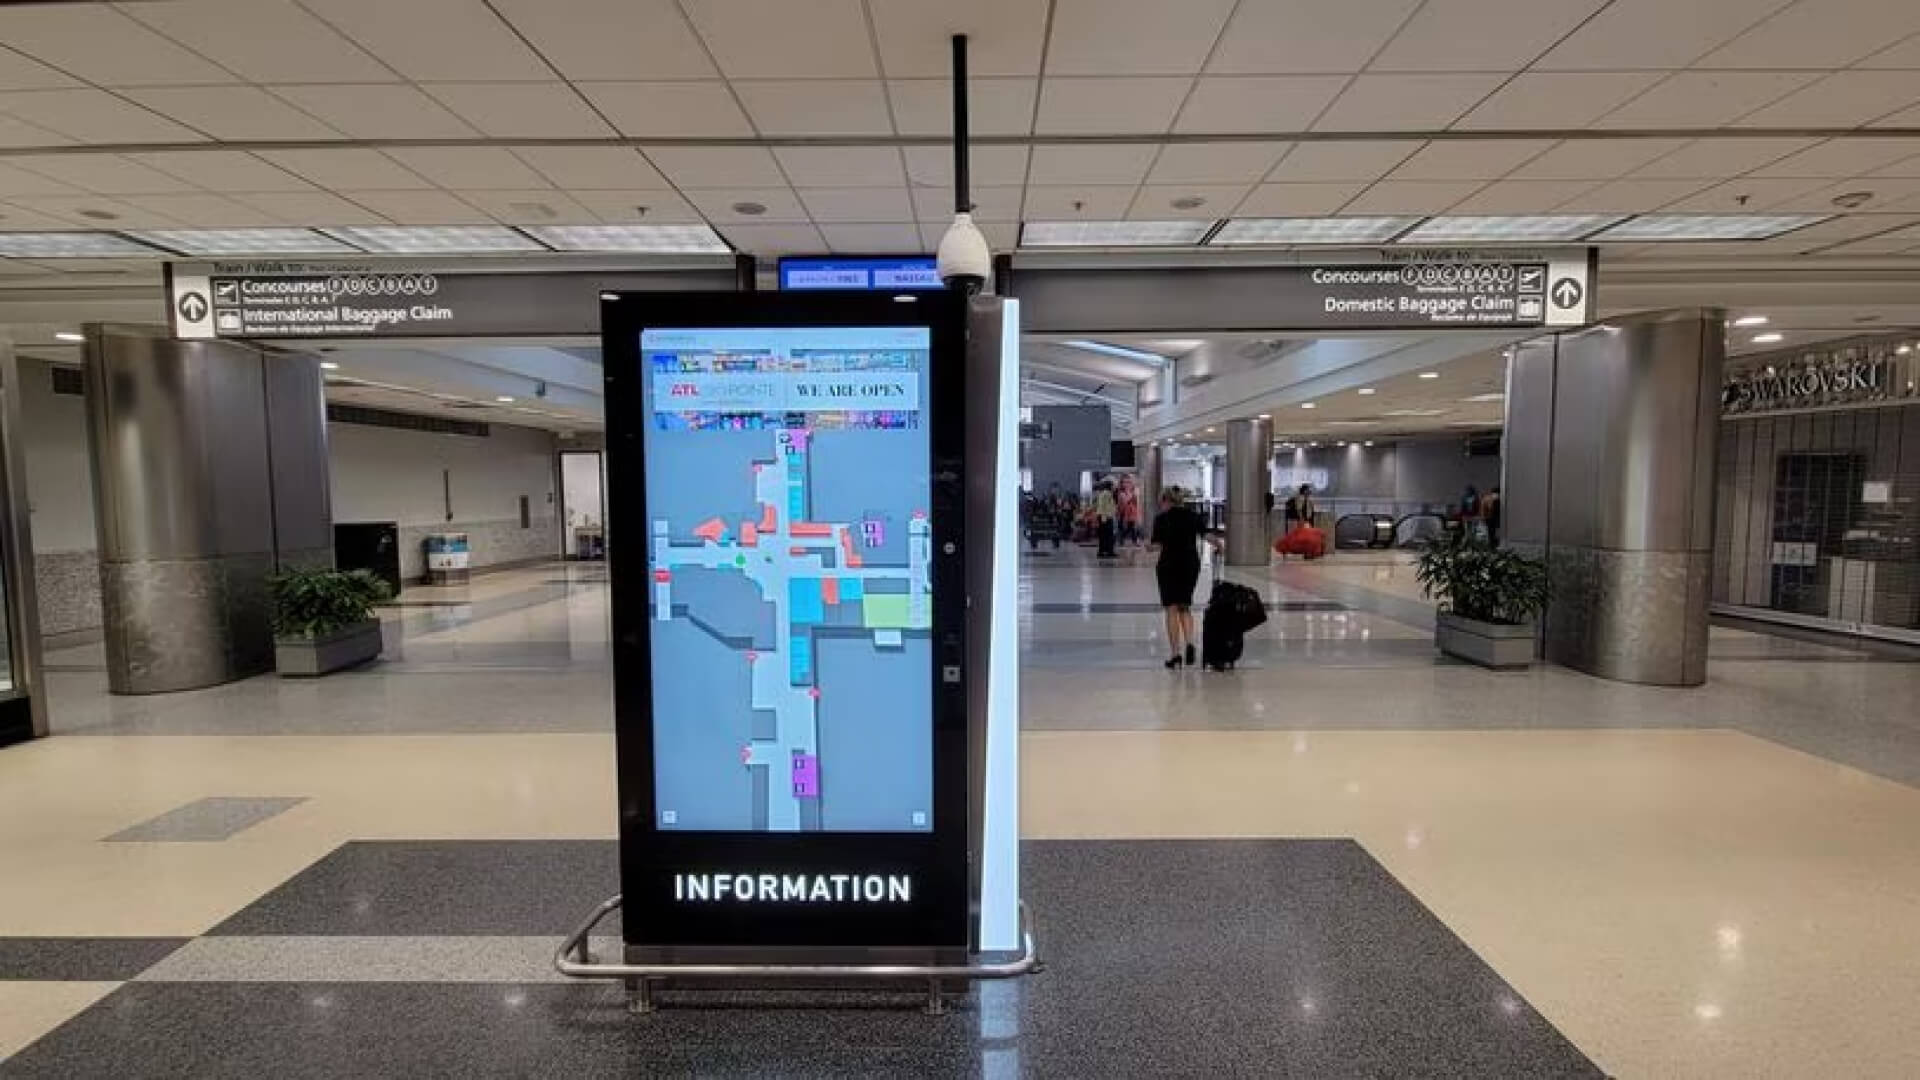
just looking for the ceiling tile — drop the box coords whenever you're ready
[1234,181,1369,215]
[4,194,187,228]
[299,0,554,81]
[1368,0,1609,72]
[0,43,78,91]
[341,189,488,224]
[130,151,315,192]
[1750,138,1920,178]
[1312,74,1505,131]
[0,203,93,229]
[8,153,199,195]
[1044,0,1239,75]
[123,0,395,84]
[1869,102,1920,128]
[798,187,915,222]
[818,223,924,253]
[1629,137,1817,178]
[230,191,388,225]
[1447,179,1598,214]
[1341,180,1487,214]
[0,90,207,144]
[773,148,906,188]
[454,189,599,224]
[1027,144,1159,185]
[0,162,80,198]
[1595,72,1821,128]
[1174,77,1349,134]
[117,193,280,227]
[922,220,1017,251]
[887,79,1035,136]
[1455,73,1663,130]
[576,83,752,138]
[1762,177,1920,213]
[1744,213,1920,249]
[681,0,876,79]
[909,185,1022,222]
[268,84,475,140]
[423,83,612,138]
[868,0,1046,77]
[125,86,346,141]
[1868,149,1920,176]
[1129,184,1249,219]
[1021,186,1138,218]
[684,187,809,224]
[0,5,235,86]
[384,148,549,190]
[1208,0,1421,75]
[734,80,893,136]
[1535,0,1782,70]
[714,223,827,256]
[1265,141,1423,182]
[644,147,786,188]
[566,189,703,224]
[0,115,71,149]
[515,148,666,190]
[903,145,1030,186]
[258,149,433,190]
[1859,32,1920,70]
[1657,177,1832,213]
[1387,140,1555,181]
[1036,78,1190,136]
[1508,138,1691,180]
[1734,71,1920,128]
[489,0,717,79]
[1696,0,1920,69]
[1146,142,1292,184]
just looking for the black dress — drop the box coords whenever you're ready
[1151,505,1204,607]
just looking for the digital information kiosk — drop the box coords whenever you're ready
[559,290,1031,1012]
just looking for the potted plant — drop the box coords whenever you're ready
[270,567,391,676]
[1414,536,1549,669]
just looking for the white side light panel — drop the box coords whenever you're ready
[132,228,359,256]
[1396,215,1624,244]
[321,225,547,254]
[519,224,731,253]
[1211,217,1419,245]
[1590,214,1830,241]
[1020,220,1213,247]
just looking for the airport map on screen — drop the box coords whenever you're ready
[640,326,933,834]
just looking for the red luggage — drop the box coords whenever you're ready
[1274,525,1326,559]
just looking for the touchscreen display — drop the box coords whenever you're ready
[640,326,934,834]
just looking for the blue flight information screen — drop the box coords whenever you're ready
[778,257,942,292]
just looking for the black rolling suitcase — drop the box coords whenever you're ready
[1202,580,1265,671]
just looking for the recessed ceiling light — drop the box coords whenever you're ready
[1337,441,1348,447]
[522,224,730,254]
[1205,426,1217,433]
[0,232,165,257]
[1300,402,1316,409]
[1356,387,1377,395]
[319,360,340,370]
[1732,315,1768,327]
[495,395,516,403]
[321,225,544,254]
[1210,216,1419,246]
[1058,340,1169,365]
[1257,413,1271,419]
[1831,190,1875,209]
[1021,220,1213,247]
[1592,214,1828,242]
[1898,344,1913,355]
[1418,371,1440,379]
[1169,196,1207,211]
[1396,214,1624,244]
[54,331,84,343]
[731,201,767,216]
[1751,332,1784,344]
[1364,441,1375,447]
[131,228,357,256]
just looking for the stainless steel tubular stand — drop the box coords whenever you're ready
[553,895,1041,1015]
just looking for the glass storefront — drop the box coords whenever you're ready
[1713,336,1920,642]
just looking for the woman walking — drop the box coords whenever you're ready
[1148,486,1217,669]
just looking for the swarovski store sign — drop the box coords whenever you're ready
[1722,344,1920,415]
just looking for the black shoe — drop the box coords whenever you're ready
[1164,654,1183,670]
[1185,644,1197,666]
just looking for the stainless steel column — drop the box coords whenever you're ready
[1503,309,1722,686]
[1223,417,1271,566]
[1136,442,1162,526]
[84,325,332,693]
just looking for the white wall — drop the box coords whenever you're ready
[18,359,102,637]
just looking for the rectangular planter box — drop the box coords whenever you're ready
[1435,612,1535,670]
[275,619,383,677]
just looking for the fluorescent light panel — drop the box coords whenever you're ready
[321,225,545,254]
[1059,340,1169,366]
[1211,216,1419,245]
[1593,214,1828,241]
[132,228,359,256]
[1021,220,1212,247]
[521,224,730,254]
[1397,215,1624,244]
[0,232,165,257]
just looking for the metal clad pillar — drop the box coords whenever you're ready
[1224,417,1271,566]
[1136,442,1162,527]
[83,325,332,693]
[1504,309,1722,686]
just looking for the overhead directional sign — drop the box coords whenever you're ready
[778,256,941,291]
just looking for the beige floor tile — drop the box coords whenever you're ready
[0,982,120,1060]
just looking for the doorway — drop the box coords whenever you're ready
[560,450,606,561]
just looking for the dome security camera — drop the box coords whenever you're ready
[936,212,991,295]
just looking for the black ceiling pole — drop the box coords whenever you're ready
[952,34,970,215]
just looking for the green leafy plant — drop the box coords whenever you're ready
[1414,535,1549,626]
[269,567,391,638]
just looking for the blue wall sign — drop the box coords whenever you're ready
[779,257,942,291]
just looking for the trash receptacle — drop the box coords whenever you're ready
[423,532,470,585]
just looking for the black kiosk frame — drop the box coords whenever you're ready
[558,289,1034,1012]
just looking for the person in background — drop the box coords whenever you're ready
[1116,475,1143,546]
[1093,480,1119,559]
[1148,486,1218,669]
[1285,483,1316,531]
[1483,485,1503,548]
[1461,484,1484,543]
